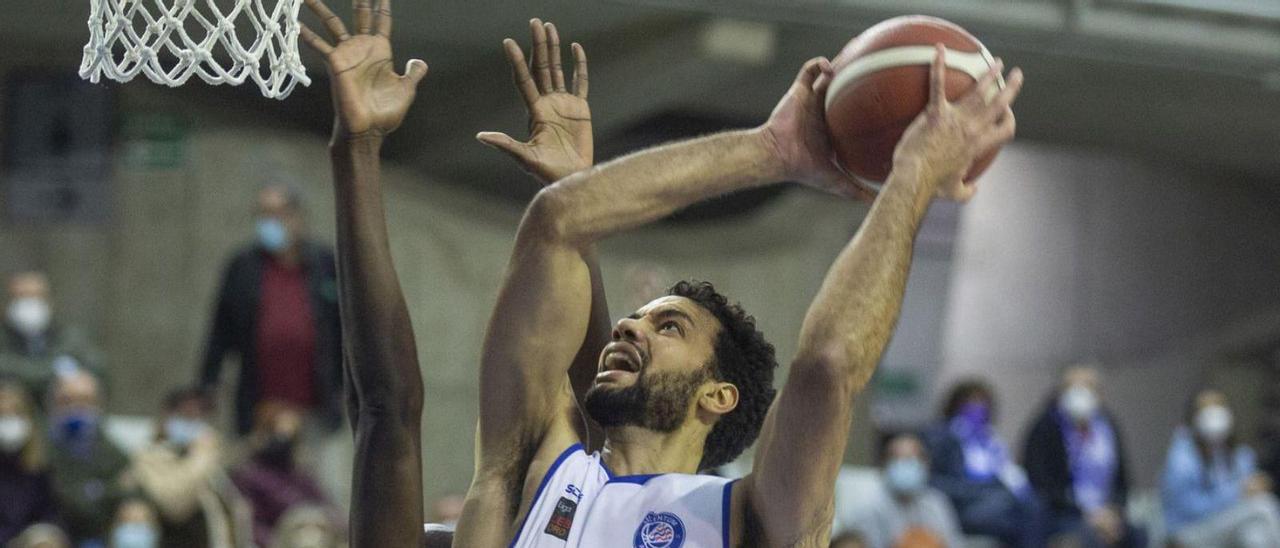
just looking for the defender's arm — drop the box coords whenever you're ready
[299,0,429,545]
[743,48,1023,545]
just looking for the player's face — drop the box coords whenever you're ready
[584,296,720,431]
[594,296,718,389]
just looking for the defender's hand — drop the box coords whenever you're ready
[299,0,428,139]
[761,57,874,201]
[893,45,1023,203]
[478,20,592,185]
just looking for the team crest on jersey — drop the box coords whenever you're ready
[632,512,685,548]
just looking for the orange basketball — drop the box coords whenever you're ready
[824,15,1003,188]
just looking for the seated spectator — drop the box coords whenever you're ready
[1160,388,1280,547]
[923,379,1044,547]
[108,498,160,548]
[269,505,342,548]
[230,401,342,547]
[0,272,104,400]
[0,382,57,545]
[1022,364,1145,547]
[7,523,70,548]
[127,387,246,547]
[840,433,963,548]
[45,371,131,545]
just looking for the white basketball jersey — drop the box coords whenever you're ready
[510,443,736,548]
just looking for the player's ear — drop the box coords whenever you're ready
[699,382,739,417]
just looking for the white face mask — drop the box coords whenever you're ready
[0,415,32,453]
[6,297,51,337]
[1060,385,1099,421]
[1195,405,1233,444]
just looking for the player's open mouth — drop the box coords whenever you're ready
[600,342,644,373]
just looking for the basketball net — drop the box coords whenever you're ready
[79,0,310,99]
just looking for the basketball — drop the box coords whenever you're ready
[824,15,1004,186]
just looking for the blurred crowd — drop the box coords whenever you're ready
[826,366,1280,548]
[0,183,352,548]
[4,181,1279,548]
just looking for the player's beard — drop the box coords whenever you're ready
[584,366,710,433]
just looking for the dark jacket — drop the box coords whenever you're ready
[0,323,104,402]
[1021,401,1130,518]
[199,242,343,435]
[0,454,57,545]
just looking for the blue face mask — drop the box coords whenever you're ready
[885,458,928,496]
[111,522,158,548]
[256,218,290,252]
[54,410,98,443]
[164,417,206,448]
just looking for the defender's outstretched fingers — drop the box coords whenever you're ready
[374,0,392,37]
[928,44,947,109]
[529,19,553,94]
[476,132,533,163]
[353,0,372,34]
[504,39,541,107]
[403,59,429,87]
[299,24,334,55]
[546,23,566,92]
[305,0,350,41]
[571,43,588,98]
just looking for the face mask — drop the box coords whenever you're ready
[0,416,31,453]
[1195,405,1233,444]
[164,417,206,448]
[6,297,51,337]
[256,218,291,252]
[885,458,928,496]
[1060,385,1099,422]
[54,410,98,443]
[111,522,158,548]
[957,401,990,427]
[258,434,297,468]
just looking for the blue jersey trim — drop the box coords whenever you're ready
[722,479,737,548]
[508,443,584,547]
[606,473,662,485]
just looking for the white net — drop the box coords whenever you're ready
[79,0,311,99]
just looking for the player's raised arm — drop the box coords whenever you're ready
[299,0,429,545]
[743,47,1023,545]
[477,24,610,447]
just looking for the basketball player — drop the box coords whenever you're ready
[297,2,613,546]
[455,23,1024,548]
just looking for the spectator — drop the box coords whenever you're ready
[1160,388,1280,547]
[0,382,57,545]
[44,371,131,545]
[269,505,342,548]
[7,523,70,548]
[923,379,1044,547]
[0,271,104,401]
[230,401,342,547]
[127,387,247,547]
[840,433,964,548]
[1023,365,1145,547]
[107,498,159,548]
[199,182,343,437]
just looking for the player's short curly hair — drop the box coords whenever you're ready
[668,280,778,471]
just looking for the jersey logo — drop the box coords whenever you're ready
[633,512,686,548]
[543,496,578,540]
